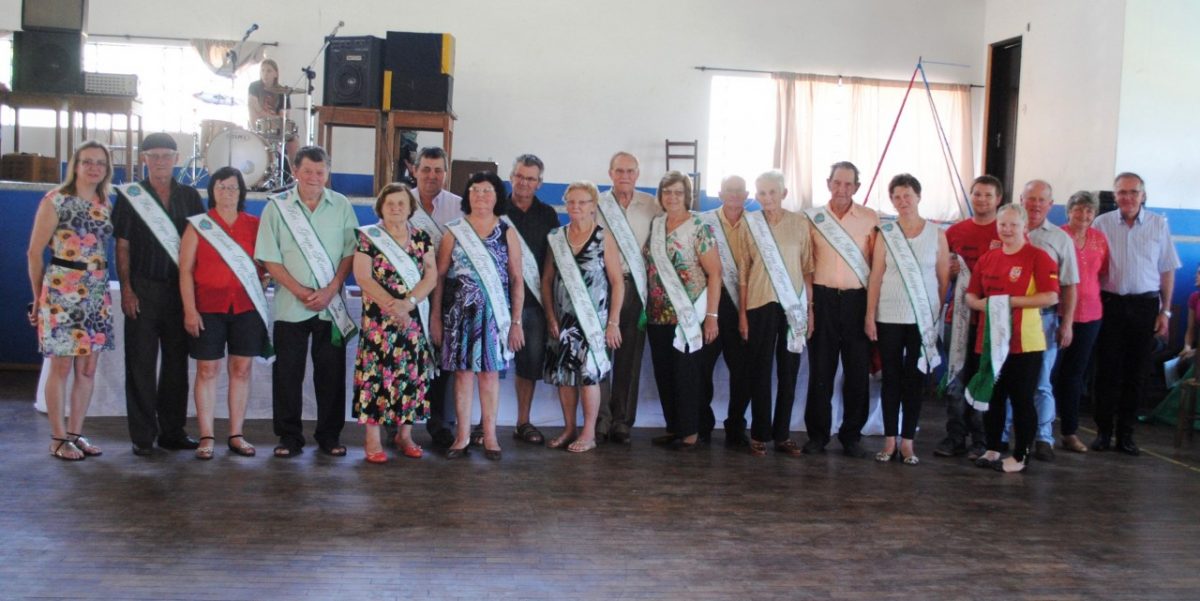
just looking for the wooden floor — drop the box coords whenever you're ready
[3,370,1200,600]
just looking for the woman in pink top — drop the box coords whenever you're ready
[1055,191,1109,453]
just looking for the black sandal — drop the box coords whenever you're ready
[319,443,348,457]
[513,423,545,444]
[469,425,485,447]
[50,436,84,461]
[227,435,256,457]
[273,444,303,458]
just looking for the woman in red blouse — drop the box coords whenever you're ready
[965,203,1059,473]
[179,167,266,459]
[1055,191,1109,453]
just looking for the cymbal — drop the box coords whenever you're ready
[264,85,305,96]
[192,91,242,106]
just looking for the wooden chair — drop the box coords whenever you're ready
[1176,378,1199,449]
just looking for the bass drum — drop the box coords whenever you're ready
[200,119,237,152]
[204,128,272,188]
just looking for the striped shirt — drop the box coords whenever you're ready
[1093,208,1180,295]
[1027,219,1080,286]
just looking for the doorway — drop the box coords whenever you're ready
[984,36,1022,204]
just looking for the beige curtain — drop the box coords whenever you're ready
[191,39,267,78]
[772,73,973,220]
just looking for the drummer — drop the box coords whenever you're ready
[248,59,298,165]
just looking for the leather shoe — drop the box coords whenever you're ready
[1033,441,1055,462]
[1090,433,1112,452]
[724,431,750,448]
[651,433,677,447]
[609,431,631,445]
[842,441,868,458]
[1115,438,1140,456]
[801,438,826,455]
[131,443,154,457]
[158,435,200,450]
[430,429,455,449]
[934,436,967,457]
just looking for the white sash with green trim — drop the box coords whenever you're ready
[699,209,739,310]
[877,221,941,373]
[188,213,274,358]
[966,295,1011,411]
[271,191,357,345]
[357,224,432,350]
[499,215,543,307]
[649,215,706,354]
[597,192,648,305]
[410,204,444,249]
[805,205,870,287]
[548,228,612,377]
[942,255,972,390]
[117,182,180,265]
[446,219,515,361]
[744,211,807,353]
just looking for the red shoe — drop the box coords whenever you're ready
[364,450,388,464]
[400,444,423,459]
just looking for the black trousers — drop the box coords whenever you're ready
[1052,319,1102,437]
[1094,292,1159,440]
[272,316,347,450]
[876,322,923,439]
[599,274,646,436]
[744,302,802,443]
[698,289,749,437]
[805,285,870,446]
[647,323,703,438]
[123,276,190,447]
[984,351,1042,461]
[943,322,985,445]
[424,370,453,435]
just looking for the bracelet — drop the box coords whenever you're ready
[705,312,718,318]
[607,322,618,328]
[513,320,523,326]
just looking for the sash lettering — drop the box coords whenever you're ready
[446,219,515,361]
[357,224,432,352]
[597,192,649,306]
[649,216,706,354]
[272,190,358,345]
[744,212,808,353]
[699,209,740,310]
[941,255,972,391]
[410,204,444,249]
[805,205,870,287]
[188,214,274,359]
[117,182,181,265]
[548,228,612,377]
[877,222,941,373]
[499,215,543,307]
[966,295,1011,412]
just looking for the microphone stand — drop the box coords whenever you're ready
[223,24,258,176]
[292,21,344,148]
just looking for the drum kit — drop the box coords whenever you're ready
[177,86,302,191]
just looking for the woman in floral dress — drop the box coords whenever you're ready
[541,181,625,453]
[352,183,438,463]
[26,141,116,461]
[644,171,723,450]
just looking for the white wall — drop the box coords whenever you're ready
[1115,0,1200,210]
[1,0,984,187]
[982,0,1126,199]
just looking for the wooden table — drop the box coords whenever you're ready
[384,109,456,184]
[315,105,386,195]
[0,91,143,181]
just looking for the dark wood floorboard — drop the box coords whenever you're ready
[2,370,1199,600]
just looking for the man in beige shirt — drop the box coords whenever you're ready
[597,151,663,444]
[803,161,879,457]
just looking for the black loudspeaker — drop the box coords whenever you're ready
[384,31,455,112]
[23,0,88,33]
[12,30,84,94]
[323,36,384,108]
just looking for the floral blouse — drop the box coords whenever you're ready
[644,213,717,325]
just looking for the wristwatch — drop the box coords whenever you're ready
[1162,309,1173,318]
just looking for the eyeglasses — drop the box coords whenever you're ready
[80,159,108,168]
[143,152,177,162]
[512,175,540,184]
[470,187,497,195]
[214,184,241,192]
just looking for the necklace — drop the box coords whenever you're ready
[568,222,595,250]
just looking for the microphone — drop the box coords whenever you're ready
[245,23,259,37]
[328,21,345,38]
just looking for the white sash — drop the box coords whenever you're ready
[357,224,432,350]
[877,221,942,373]
[446,219,515,361]
[188,213,271,335]
[597,193,648,305]
[805,205,870,287]
[499,215,543,307]
[945,255,972,385]
[699,209,739,310]
[744,212,808,353]
[117,182,181,265]
[649,216,706,354]
[410,204,444,249]
[548,228,612,377]
[271,191,358,344]
[966,295,1011,411]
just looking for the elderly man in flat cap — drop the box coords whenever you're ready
[113,133,206,456]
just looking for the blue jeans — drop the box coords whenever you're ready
[1005,311,1058,444]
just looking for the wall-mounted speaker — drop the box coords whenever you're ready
[12,30,84,94]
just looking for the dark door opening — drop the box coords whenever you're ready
[984,36,1022,204]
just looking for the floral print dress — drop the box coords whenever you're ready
[644,212,717,325]
[38,192,115,357]
[352,225,435,425]
[544,226,610,386]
